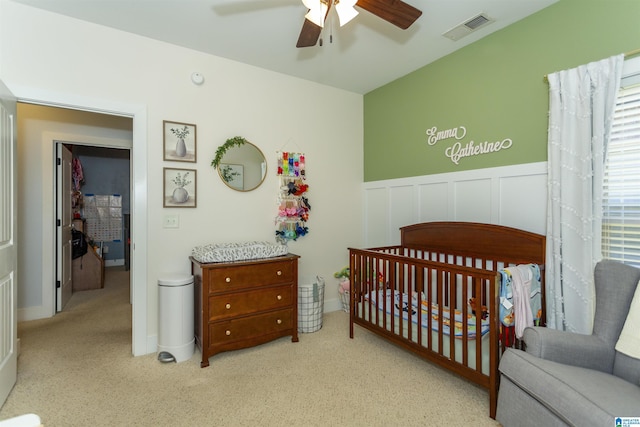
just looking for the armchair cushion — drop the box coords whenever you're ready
[614,351,640,386]
[523,326,614,373]
[498,348,640,426]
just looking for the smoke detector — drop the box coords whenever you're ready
[442,13,494,41]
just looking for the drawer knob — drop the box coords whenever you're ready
[225,277,231,283]
[225,330,231,336]
[276,319,282,325]
[225,303,231,309]
[276,270,282,276]
[277,295,282,300]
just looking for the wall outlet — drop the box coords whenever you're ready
[163,214,179,228]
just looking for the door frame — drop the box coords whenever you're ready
[0,78,18,409]
[55,143,73,312]
[17,89,148,356]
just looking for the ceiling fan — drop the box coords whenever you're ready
[296,0,422,48]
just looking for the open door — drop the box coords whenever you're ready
[0,80,18,406]
[56,143,73,311]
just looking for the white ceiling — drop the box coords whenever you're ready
[13,0,558,94]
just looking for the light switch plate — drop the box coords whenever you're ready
[163,214,179,228]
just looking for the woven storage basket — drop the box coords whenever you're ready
[340,290,350,313]
[298,276,325,333]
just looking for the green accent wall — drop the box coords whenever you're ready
[363,0,640,181]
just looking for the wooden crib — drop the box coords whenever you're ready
[348,222,546,419]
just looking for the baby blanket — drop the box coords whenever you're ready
[499,264,542,338]
[365,289,490,339]
[615,279,640,360]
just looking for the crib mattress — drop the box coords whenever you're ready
[358,290,490,374]
[191,241,288,263]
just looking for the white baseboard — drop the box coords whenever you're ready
[324,298,344,313]
[148,334,158,356]
[18,304,51,322]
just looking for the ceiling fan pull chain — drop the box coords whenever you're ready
[329,1,337,44]
[330,9,334,43]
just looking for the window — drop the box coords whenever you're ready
[602,81,640,267]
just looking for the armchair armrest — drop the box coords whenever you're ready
[523,326,615,373]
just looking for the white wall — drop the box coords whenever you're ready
[362,162,547,247]
[0,1,363,354]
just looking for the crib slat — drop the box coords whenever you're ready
[475,276,483,376]
[437,269,444,358]
[449,269,457,365]
[416,266,424,347]
[461,273,469,368]
[426,265,432,350]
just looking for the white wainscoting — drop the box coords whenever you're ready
[363,162,548,247]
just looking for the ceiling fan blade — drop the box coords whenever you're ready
[296,18,323,47]
[356,0,422,29]
[296,0,332,48]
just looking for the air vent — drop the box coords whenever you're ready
[465,14,491,30]
[442,13,494,41]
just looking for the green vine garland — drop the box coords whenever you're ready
[211,136,248,168]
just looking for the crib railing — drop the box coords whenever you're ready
[348,247,501,417]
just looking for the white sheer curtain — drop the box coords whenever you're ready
[546,55,623,334]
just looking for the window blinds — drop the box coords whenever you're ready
[602,83,640,267]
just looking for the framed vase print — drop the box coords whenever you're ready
[163,120,196,162]
[163,167,197,208]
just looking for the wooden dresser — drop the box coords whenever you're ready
[191,253,300,368]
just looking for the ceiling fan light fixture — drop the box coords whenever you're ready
[302,0,328,28]
[296,0,422,48]
[335,0,358,27]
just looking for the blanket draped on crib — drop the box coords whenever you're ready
[499,264,542,339]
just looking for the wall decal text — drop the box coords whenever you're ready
[425,125,512,164]
[426,126,467,145]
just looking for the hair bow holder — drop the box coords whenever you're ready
[275,151,310,243]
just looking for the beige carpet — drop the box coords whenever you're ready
[0,266,499,426]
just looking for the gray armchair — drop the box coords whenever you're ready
[496,259,640,427]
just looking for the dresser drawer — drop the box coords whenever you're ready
[210,308,293,344]
[208,259,294,293]
[208,285,293,321]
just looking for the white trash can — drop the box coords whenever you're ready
[157,274,194,363]
[298,276,325,333]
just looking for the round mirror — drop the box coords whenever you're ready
[216,140,267,191]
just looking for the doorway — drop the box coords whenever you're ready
[17,100,147,356]
[55,142,132,312]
